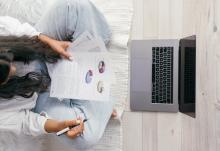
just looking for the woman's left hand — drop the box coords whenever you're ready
[47,39,72,60]
[38,34,72,60]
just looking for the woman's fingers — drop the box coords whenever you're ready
[66,119,84,139]
[62,41,71,49]
[49,40,72,60]
[66,128,80,139]
[63,120,80,127]
[38,34,72,60]
[59,41,72,60]
[60,50,72,60]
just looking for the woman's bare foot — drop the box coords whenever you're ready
[111,109,117,118]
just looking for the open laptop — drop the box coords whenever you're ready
[130,35,196,113]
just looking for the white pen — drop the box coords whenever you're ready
[56,119,88,136]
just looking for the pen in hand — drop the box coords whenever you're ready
[56,119,88,136]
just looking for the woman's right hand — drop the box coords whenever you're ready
[44,118,84,139]
[62,119,85,139]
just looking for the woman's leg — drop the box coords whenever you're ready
[34,92,113,150]
[35,0,75,41]
[34,0,113,149]
[35,0,111,43]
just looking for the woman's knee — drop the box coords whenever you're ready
[56,0,78,10]
[79,118,107,148]
[84,126,103,145]
[59,131,101,150]
[72,132,102,150]
[64,121,105,150]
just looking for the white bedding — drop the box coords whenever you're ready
[0,0,133,150]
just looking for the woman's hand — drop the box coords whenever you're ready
[62,119,85,139]
[47,39,72,60]
[44,119,84,139]
[38,34,72,60]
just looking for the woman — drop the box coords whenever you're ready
[0,0,114,150]
[0,21,85,138]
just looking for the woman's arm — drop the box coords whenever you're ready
[0,16,72,60]
[44,118,84,139]
[20,110,84,138]
[38,34,72,60]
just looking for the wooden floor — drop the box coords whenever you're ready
[123,0,220,151]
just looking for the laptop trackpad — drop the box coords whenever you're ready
[131,58,152,99]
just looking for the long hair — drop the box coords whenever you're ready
[0,35,57,98]
[0,35,61,63]
[0,72,51,98]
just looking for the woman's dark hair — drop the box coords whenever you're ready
[0,72,51,98]
[0,60,10,84]
[0,35,60,63]
[0,35,56,98]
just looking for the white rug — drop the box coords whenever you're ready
[0,0,133,150]
[37,119,121,151]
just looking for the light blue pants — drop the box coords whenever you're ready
[35,0,112,44]
[33,0,113,150]
[34,92,114,150]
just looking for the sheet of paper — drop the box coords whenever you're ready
[68,33,116,83]
[50,61,79,98]
[71,31,93,47]
[50,31,115,102]
[50,53,112,101]
[47,31,106,76]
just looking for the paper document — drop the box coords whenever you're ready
[50,31,115,102]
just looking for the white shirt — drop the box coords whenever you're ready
[0,16,48,136]
[0,16,40,37]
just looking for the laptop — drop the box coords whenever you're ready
[130,35,196,113]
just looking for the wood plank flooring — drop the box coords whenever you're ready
[123,0,220,151]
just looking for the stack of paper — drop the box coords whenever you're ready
[50,31,115,102]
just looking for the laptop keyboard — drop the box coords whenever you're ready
[152,47,173,104]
